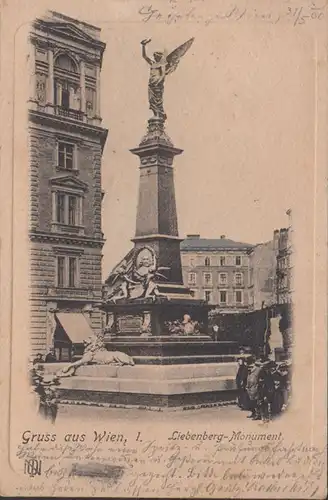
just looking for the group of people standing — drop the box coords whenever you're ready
[236,350,291,422]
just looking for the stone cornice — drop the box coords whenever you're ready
[130,142,183,158]
[132,234,183,243]
[30,34,103,66]
[28,110,108,150]
[30,230,105,249]
[32,19,106,52]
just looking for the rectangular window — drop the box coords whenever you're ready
[220,290,227,304]
[205,290,211,302]
[58,142,74,170]
[54,193,81,226]
[219,273,227,285]
[56,193,65,223]
[235,273,243,286]
[188,272,197,285]
[203,272,212,286]
[57,256,65,287]
[235,291,243,304]
[68,196,77,225]
[56,255,79,288]
[61,87,70,109]
[220,256,226,266]
[68,257,77,287]
[235,256,242,266]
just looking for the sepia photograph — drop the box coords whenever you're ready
[0,0,327,497]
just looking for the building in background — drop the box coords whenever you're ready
[248,240,276,310]
[28,11,108,360]
[274,212,293,304]
[180,235,253,312]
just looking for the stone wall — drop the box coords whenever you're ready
[29,126,103,238]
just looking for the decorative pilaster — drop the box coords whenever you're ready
[104,312,116,340]
[46,302,58,348]
[80,59,86,116]
[93,65,102,125]
[28,41,38,110]
[46,48,55,113]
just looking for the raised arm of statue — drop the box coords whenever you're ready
[141,38,153,65]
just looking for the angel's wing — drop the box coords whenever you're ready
[111,273,121,285]
[165,37,194,76]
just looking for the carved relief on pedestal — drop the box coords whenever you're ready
[164,314,202,336]
[140,155,157,166]
[106,246,170,303]
[140,311,152,337]
[117,314,143,333]
[104,312,116,336]
[140,154,173,168]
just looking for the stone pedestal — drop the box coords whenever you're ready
[49,362,239,410]
[130,118,184,284]
[58,118,241,410]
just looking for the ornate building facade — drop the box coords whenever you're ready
[274,225,293,305]
[180,235,253,312]
[28,11,108,360]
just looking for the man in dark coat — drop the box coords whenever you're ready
[246,359,263,419]
[236,357,250,410]
[256,359,276,422]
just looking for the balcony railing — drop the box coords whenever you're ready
[54,106,84,121]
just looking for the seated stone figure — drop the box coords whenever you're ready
[58,335,134,377]
[165,315,202,336]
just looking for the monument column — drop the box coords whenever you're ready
[130,117,184,284]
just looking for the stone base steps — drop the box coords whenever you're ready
[49,362,239,410]
[57,387,238,410]
[45,361,238,379]
[58,374,237,394]
[59,399,237,412]
[132,354,241,364]
[105,340,239,357]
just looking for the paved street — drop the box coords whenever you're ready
[58,402,249,423]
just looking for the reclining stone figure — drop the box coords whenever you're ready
[58,335,135,377]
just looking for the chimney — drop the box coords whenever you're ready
[220,235,226,239]
[187,234,200,239]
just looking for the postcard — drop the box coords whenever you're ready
[0,0,327,497]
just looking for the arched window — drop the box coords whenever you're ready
[205,257,210,267]
[54,54,81,115]
[54,54,78,73]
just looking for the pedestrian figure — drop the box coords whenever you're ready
[236,357,250,410]
[256,359,275,422]
[212,324,219,341]
[245,359,263,420]
[45,348,57,363]
[30,367,60,424]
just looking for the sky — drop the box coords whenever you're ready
[97,19,313,276]
[12,0,315,277]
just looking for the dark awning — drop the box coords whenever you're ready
[55,312,93,343]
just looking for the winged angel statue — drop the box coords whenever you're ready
[141,37,194,121]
